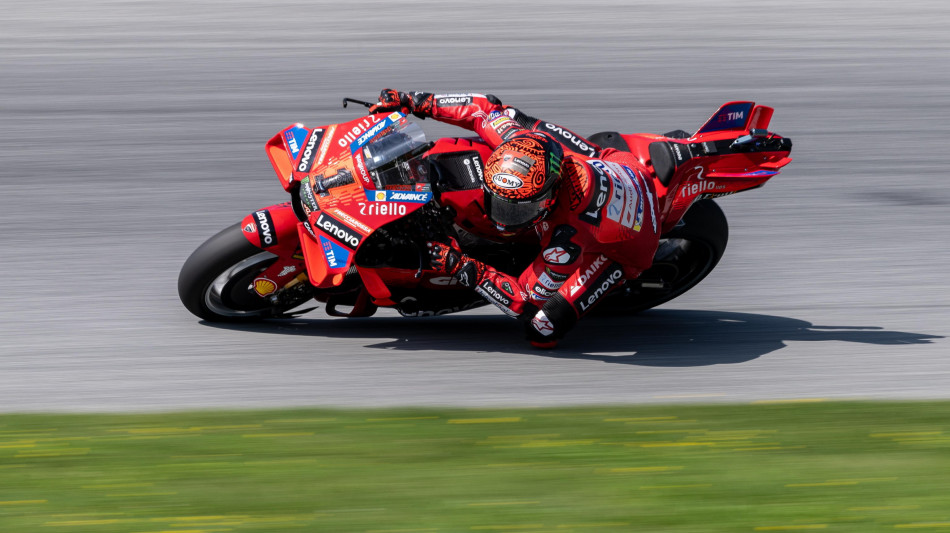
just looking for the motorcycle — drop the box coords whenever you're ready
[178,98,792,322]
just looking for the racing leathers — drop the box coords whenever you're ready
[384,91,662,346]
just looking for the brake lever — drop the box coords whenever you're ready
[342,97,374,109]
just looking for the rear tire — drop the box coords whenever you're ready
[596,199,729,314]
[178,224,305,322]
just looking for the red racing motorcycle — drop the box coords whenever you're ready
[178,98,792,322]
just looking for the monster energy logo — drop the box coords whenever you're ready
[547,151,562,175]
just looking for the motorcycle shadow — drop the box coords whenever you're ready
[202,309,943,367]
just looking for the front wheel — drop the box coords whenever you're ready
[178,224,311,322]
[596,199,729,315]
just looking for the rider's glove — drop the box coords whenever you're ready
[369,89,412,114]
[427,239,463,274]
[427,239,483,288]
[369,89,435,119]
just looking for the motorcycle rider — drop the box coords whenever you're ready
[370,89,661,348]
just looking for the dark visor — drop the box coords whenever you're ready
[485,189,554,229]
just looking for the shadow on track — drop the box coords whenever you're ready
[203,309,943,367]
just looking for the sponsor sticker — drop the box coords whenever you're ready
[626,169,645,232]
[545,267,569,282]
[353,151,373,188]
[315,212,362,249]
[579,163,610,226]
[491,173,523,189]
[568,254,608,297]
[278,266,297,277]
[574,262,624,313]
[253,277,277,297]
[315,124,335,168]
[296,128,325,174]
[300,178,319,214]
[364,190,432,203]
[337,115,382,149]
[436,95,473,107]
[349,113,402,152]
[530,285,554,301]
[319,235,351,269]
[283,124,309,159]
[476,279,518,317]
[254,210,277,247]
[359,201,407,217]
[605,173,626,224]
[326,208,373,234]
[542,122,596,157]
[537,271,563,291]
[462,154,484,186]
[398,297,482,317]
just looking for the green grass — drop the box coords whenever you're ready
[1,402,949,532]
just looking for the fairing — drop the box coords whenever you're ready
[266,112,437,288]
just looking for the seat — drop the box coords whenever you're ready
[648,141,677,187]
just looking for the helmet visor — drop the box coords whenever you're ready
[485,189,554,229]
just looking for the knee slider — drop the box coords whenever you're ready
[524,293,577,342]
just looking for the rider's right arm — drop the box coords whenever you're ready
[406,91,599,156]
[427,95,600,157]
[409,92,526,149]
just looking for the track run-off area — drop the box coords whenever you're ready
[1,0,948,411]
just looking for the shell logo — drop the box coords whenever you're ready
[375,191,387,201]
[253,278,277,296]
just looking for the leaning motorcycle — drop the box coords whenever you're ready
[178,99,792,322]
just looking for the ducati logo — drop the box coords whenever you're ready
[543,247,571,265]
[243,223,256,233]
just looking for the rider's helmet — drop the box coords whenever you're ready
[483,132,564,232]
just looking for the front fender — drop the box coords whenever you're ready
[239,202,301,254]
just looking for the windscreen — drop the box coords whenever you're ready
[361,120,430,188]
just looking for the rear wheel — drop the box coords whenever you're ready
[178,224,311,322]
[596,199,729,314]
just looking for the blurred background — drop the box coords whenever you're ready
[1,0,948,411]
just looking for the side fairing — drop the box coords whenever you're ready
[238,202,307,298]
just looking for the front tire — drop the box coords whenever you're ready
[178,224,305,322]
[597,199,729,314]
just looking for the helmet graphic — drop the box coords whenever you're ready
[483,132,564,231]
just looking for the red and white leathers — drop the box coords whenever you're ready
[417,92,662,345]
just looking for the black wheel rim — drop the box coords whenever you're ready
[203,252,279,318]
[600,237,717,313]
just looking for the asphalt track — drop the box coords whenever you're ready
[1,1,948,411]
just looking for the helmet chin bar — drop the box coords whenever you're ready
[485,190,551,230]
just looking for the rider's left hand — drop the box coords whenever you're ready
[427,239,463,274]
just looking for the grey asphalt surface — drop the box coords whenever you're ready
[1,0,948,412]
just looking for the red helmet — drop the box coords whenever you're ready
[483,132,564,231]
